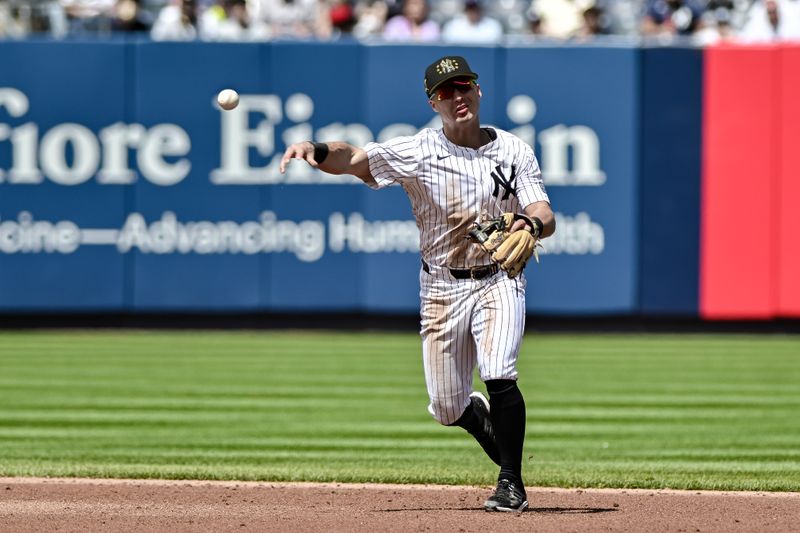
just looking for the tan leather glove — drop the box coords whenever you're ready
[491,230,538,278]
[467,213,543,278]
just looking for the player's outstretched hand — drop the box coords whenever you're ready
[279,141,319,173]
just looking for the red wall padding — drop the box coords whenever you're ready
[701,46,778,319]
[701,44,800,319]
[778,46,800,317]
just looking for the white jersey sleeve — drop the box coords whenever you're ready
[514,143,549,208]
[364,135,420,190]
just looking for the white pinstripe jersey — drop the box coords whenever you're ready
[365,127,549,269]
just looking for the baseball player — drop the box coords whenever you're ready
[280,55,555,513]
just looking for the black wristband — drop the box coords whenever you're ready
[312,142,329,164]
[529,217,544,238]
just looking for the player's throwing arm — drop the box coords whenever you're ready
[280,141,374,185]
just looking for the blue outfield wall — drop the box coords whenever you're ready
[0,41,701,315]
[0,41,130,310]
[639,46,702,316]
[506,46,639,314]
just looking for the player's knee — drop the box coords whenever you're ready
[427,397,464,426]
[485,379,524,409]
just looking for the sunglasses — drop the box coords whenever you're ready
[432,79,476,101]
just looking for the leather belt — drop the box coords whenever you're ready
[422,260,499,280]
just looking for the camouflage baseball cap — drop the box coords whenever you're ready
[424,56,479,99]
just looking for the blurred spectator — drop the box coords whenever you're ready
[308,0,356,40]
[738,0,800,42]
[692,6,735,44]
[382,0,403,19]
[382,0,439,41]
[329,0,357,35]
[574,4,608,38]
[199,0,250,39]
[524,7,544,34]
[1,0,68,36]
[351,0,387,37]
[60,0,115,33]
[597,0,639,35]
[0,2,26,37]
[111,0,152,32]
[529,0,592,38]
[485,0,530,35]
[249,0,318,38]
[151,0,198,39]
[640,0,706,36]
[427,0,463,25]
[441,0,504,43]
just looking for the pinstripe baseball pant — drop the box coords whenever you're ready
[419,263,527,425]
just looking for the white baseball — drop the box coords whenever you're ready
[217,89,239,111]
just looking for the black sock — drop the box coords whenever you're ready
[449,400,482,435]
[485,379,526,486]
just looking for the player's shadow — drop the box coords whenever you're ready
[528,506,617,514]
[379,506,617,514]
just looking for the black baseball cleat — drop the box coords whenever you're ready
[484,478,529,513]
[468,392,502,466]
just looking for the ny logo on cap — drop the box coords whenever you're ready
[436,58,459,75]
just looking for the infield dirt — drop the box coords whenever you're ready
[1,477,799,533]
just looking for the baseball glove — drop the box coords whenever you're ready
[467,213,543,278]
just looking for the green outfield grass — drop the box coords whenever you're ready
[0,330,798,491]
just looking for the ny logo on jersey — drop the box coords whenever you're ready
[491,164,517,200]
